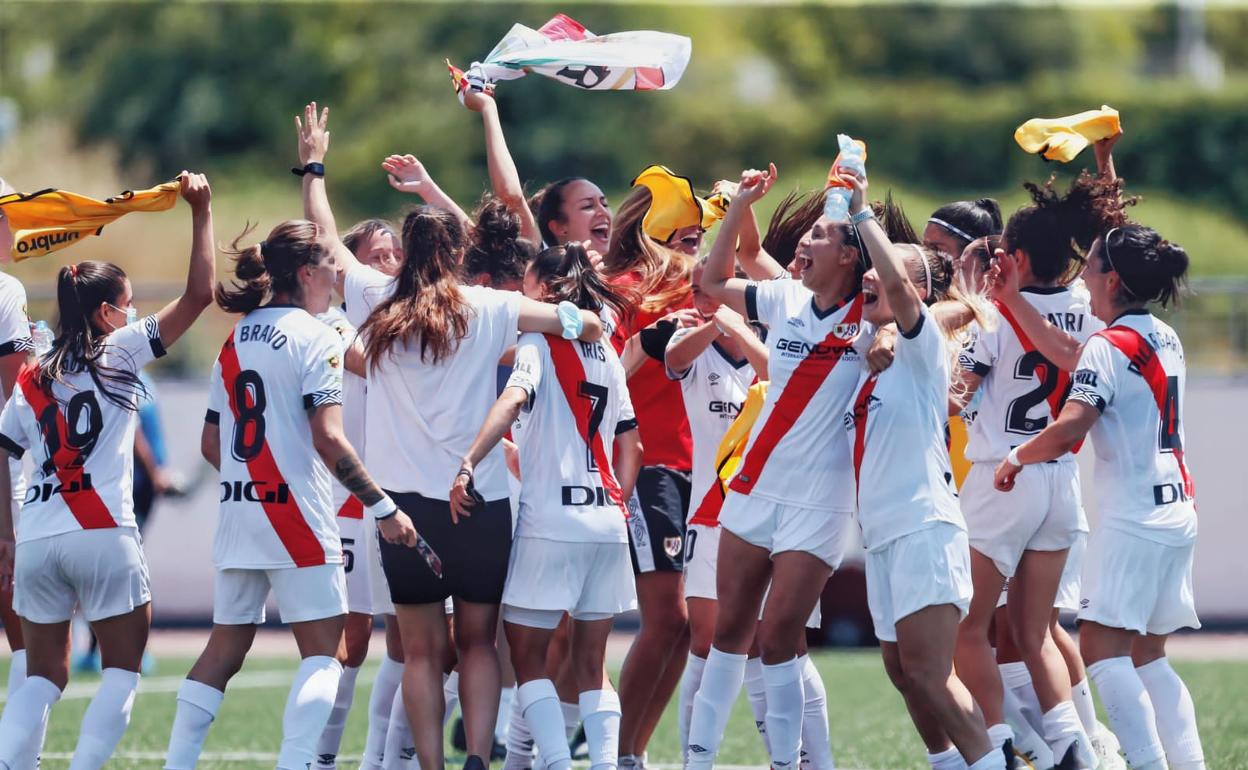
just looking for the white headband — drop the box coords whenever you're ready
[928,217,974,243]
[912,244,932,298]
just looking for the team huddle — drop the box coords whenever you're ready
[0,92,1205,770]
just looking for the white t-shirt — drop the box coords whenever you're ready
[735,280,864,510]
[207,306,345,569]
[666,335,755,524]
[843,308,964,551]
[345,263,521,499]
[0,315,164,543]
[0,273,31,509]
[1067,310,1196,546]
[960,287,1104,463]
[506,333,636,543]
[317,306,365,515]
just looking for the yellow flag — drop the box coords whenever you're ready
[1014,105,1121,163]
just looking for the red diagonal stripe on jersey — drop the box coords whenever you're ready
[1096,326,1195,501]
[730,295,863,496]
[337,496,363,520]
[996,301,1082,452]
[218,336,326,567]
[546,336,627,516]
[17,364,115,529]
[850,372,881,505]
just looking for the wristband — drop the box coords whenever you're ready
[366,495,398,521]
[1006,447,1023,467]
[292,162,325,178]
[557,300,583,340]
[850,208,876,225]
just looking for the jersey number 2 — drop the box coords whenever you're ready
[37,391,102,476]
[231,370,268,462]
[1005,351,1062,435]
[577,381,608,472]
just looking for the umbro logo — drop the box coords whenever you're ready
[708,372,721,385]
[400,748,416,761]
[787,317,805,328]
[689,744,709,754]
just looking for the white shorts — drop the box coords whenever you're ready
[338,515,393,616]
[865,523,972,643]
[14,527,151,624]
[719,493,854,569]
[502,537,636,627]
[1078,527,1199,636]
[995,531,1087,612]
[683,523,721,601]
[961,461,1085,578]
[213,563,348,625]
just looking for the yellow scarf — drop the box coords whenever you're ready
[0,181,180,261]
[1014,105,1121,163]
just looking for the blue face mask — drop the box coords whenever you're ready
[109,303,137,327]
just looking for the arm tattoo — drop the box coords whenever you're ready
[333,453,384,506]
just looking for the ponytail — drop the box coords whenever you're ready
[1100,225,1188,309]
[216,220,328,315]
[529,243,634,321]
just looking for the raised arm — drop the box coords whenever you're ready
[714,305,769,380]
[153,172,215,349]
[296,102,360,293]
[382,154,472,232]
[714,179,785,281]
[703,165,778,314]
[1093,129,1121,184]
[843,173,923,334]
[664,321,719,378]
[990,251,1083,371]
[517,297,603,342]
[462,90,541,245]
[449,386,527,521]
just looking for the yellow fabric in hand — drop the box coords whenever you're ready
[632,165,725,243]
[947,416,971,491]
[1014,105,1120,163]
[0,181,180,262]
[715,381,769,487]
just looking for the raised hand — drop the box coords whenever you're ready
[178,171,212,211]
[295,102,330,165]
[987,247,1021,302]
[461,88,495,114]
[383,155,433,195]
[736,163,778,206]
[835,168,869,214]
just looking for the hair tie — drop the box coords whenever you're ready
[68,264,79,278]
[928,217,974,244]
[913,244,932,298]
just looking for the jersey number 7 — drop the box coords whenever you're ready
[577,381,608,472]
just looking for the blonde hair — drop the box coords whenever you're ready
[602,187,695,315]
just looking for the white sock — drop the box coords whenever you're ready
[5,650,25,698]
[561,701,580,743]
[762,658,804,770]
[503,694,534,770]
[1043,700,1096,769]
[277,656,343,770]
[68,668,140,770]
[0,676,61,770]
[443,671,460,728]
[986,723,1013,751]
[1070,678,1098,737]
[965,749,1005,770]
[744,656,770,754]
[316,664,361,766]
[361,656,403,770]
[579,689,621,770]
[926,746,968,770]
[382,686,415,770]
[495,683,513,744]
[1087,657,1165,770]
[686,648,748,768]
[998,661,1044,735]
[999,676,1051,768]
[678,654,707,753]
[164,679,224,770]
[798,655,834,770]
[1136,657,1206,770]
[518,680,570,770]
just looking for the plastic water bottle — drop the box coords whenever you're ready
[823,134,868,221]
[32,320,52,356]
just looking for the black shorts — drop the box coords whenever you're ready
[628,466,691,574]
[378,491,512,605]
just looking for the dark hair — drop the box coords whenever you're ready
[342,218,397,257]
[465,195,536,287]
[906,245,957,306]
[762,191,823,269]
[361,206,470,368]
[530,176,589,246]
[1003,172,1133,285]
[928,199,1003,250]
[529,243,633,320]
[42,261,147,410]
[216,220,330,315]
[1098,225,1188,309]
[964,234,1003,276]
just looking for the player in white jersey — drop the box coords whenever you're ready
[0,174,215,770]
[839,172,1004,770]
[0,268,31,721]
[163,217,419,770]
[449,243,641,770]
[995,224,1206,770]
[686,165,865,770]
[296,103,605,770]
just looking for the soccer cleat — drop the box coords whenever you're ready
[463,755,488,770]
[315,753,337,770]
[1001,738,1017,770]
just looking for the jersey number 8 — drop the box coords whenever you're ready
[231,370,268,462]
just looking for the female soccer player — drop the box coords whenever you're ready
[0,173,214,770]
[838,170,1004,770]
[451,242,642,770]
[297,102,603,770]
[993,224,1206,770]
[923,199,1003,262]
[686,163,866,770]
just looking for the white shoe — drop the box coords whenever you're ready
[1091,724,1126,770]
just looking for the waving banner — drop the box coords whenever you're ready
[448,13,691,95]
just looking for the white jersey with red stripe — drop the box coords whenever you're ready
[0,315,165,544]
[666,336,755,525]
[738,280,865,510]
[207,306,345,569]
[317,306,366,519]
[0,272,32,510]
[959,286,1104,463]
[1067,310,1196,545]
[505,332,636,544]
[843,308,964,551]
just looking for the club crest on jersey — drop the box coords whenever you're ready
[664,536,683,558]
[328,355,341,369]
[832,322,860,341]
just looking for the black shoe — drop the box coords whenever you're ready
[452,717,467,752]
[1001,738,1016,770]
[569,724,588,760]
[463,755,487,770]
[1054,743,1078,770]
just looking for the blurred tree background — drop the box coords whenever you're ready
[0,1,1245,372]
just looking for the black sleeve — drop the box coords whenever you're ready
[639,320,678,362]
[0,433,25,459]
[744,283,760,324]
[615,418,639,435]
[204,409,220,425]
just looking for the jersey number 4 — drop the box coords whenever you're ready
[231,369,268,463]
[37,391,102,476]
[577,381,608,472]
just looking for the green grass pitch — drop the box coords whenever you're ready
[10,650,1248,769]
